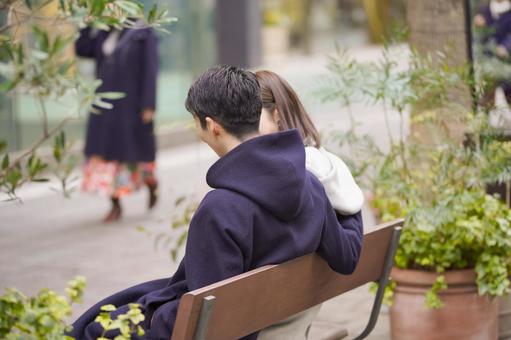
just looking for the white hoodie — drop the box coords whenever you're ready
[305,146,364,215]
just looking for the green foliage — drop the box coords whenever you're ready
[397,190,511,306]
[58,0,175,31]
[95,303,145,340]
[1,276,148,340]
[322,37,511,308]
[0,276,86,339]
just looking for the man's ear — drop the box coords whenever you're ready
[205,117,222,136]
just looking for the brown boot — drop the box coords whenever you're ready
[147,182,158,210]
[103,197,122,223]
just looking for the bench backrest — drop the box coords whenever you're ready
[171,219,403,340]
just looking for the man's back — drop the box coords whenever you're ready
[142,130,363,339]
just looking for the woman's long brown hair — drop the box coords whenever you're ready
[256,70,321,147]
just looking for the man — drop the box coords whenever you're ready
[71,65,363,340]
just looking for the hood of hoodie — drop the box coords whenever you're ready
[206,129,307,221]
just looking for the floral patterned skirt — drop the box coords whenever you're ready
[82,156,156,198]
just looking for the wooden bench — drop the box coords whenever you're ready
[171,219,403,340]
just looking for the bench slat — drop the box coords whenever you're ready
[172,220,403,340]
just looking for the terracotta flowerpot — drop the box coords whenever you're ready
[499,294,511,339]
[390,267,498,340]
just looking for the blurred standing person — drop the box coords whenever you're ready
[76,21,159,222]
[474,0,511,107]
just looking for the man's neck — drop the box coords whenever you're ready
[220,132,260,157]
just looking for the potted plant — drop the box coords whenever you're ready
[321,40,511,338]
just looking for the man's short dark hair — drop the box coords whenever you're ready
[185,65,262,139]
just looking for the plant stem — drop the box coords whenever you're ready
[346,101,356,128]
[382,100,395,146]
[506,181,510,207]
[397,109,410,177]
[38,97,49,137]
[2,116,73,175]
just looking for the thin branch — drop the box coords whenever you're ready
[2,116,74,174]
[346,100,356,128]
[0,22,18,34]
[37,97,49,137]
[1,1,67,34]
[506,181,510,207]
[382,99,395,145]
[397,109,410,177]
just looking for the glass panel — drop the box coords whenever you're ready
[7,0,217,150]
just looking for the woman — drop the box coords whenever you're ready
[76,21,159,222]
[474,0,511,108]
[256,70,364,215]
[255,70,364,340]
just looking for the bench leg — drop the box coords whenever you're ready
[194,295,216,340]
[352,226,402,340]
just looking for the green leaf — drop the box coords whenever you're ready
[32,26,50,53]
[54,146,62,162]
[0,80,17,92]
[16,44,23,64]
[58,60,73,75]
[60,131,66,148]
[2,153,9,170]
[6,167,21,188]
[147,4,157,23]
[51,35,69,56]
[115,0,143,15]
[93,98,114,109]
[32,50,49,60]
[100,304,117,312]
[58,0,66,12]
[98,92,126,100]
[174,196,186,206]
[91,0,107,16]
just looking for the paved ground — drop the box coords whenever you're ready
[0,45,402,339]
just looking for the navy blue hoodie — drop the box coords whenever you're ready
[71,130,363,340]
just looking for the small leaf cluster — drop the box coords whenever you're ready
[397,190,511,306]
[58,0,176,31]
[1,131,78,200]
[95,303,145,340]
[0,276,86,339]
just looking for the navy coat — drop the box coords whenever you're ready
[76,26,159,163]
[70,130,364,340]
[478,4,511,51]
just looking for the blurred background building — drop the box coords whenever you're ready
[0,0,406,152]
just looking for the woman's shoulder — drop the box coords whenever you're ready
[305,146,348,179]
[305,146,364,214]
